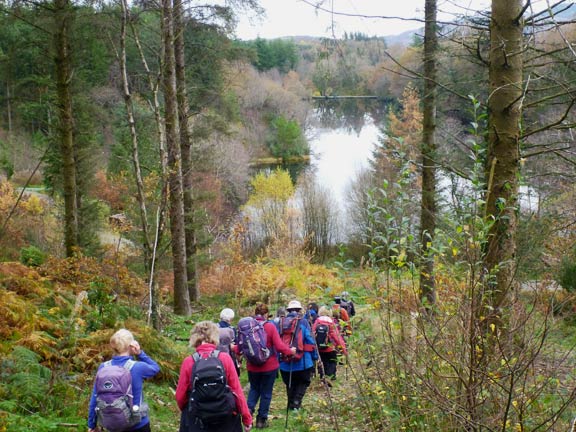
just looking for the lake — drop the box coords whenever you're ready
[307,118,380,215]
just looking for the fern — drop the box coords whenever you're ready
[1,347,51,413]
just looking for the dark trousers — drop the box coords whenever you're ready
[280,367,313,410]
[179,413,242,432]
[247,369,277,420]
[318,350,338,379]
[131,423,151,432]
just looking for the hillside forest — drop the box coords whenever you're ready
[2,0,576,431]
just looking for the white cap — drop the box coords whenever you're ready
[341,291,349,297]
[220,308,235,321]
[287,300,302,310]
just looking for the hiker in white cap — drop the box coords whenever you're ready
[217,308,240,375]
[277,299,318,411]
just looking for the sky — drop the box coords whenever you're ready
[233,0,552,40]
[234,0,488,40]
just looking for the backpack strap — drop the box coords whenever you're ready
[102,359,135,370]
[262,321,275,353]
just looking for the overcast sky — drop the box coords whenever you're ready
[233,0,552,40]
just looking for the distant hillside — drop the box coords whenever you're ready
[384,28,420,47]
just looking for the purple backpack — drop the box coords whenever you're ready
[237,317,271,365]
[95,360,141,432]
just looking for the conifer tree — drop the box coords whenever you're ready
[419,0,438,310]
[483,0,523,328]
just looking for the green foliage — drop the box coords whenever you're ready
[86,279,123,330]
[19,246,46,267]
[557,250,576,293]
[243,38,298,73]
[0,139,14,178]
[0,347,51,413]
[267,116,309,159]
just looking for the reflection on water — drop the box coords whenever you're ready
[313,98,390,133]
[308,119,381,213]
[251,102,385,216]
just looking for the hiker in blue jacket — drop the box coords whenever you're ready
[88,328,160,432]
[278,300,318,411]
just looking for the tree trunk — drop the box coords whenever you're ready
[173,0,200,302]
[484,0,523,325]
[162,0,191,316]
[129,10,169,329]
[54,0,78,257]
[6,81,12,135]
[118,0,152,271]
[419,0,438,310]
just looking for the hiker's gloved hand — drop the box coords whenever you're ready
[244,422,252,431]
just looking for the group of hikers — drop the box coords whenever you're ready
[87,292,356,432]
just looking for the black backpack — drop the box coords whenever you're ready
[314,323,331,350]
[183,350,236,429]
[340,299,352,315]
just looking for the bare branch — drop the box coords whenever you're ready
[522,99,576,139]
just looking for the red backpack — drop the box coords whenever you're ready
[280,315,315,362]
[279,316,304,362]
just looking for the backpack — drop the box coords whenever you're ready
[314,323,331,350]
[95,360,142,432]
[217,326,235,355]
[340,299,352,315]
[279,316,304,362]
[184,350,236,428]
[237,317,271,365]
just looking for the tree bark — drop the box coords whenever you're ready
[173,0,200,302]
[162,0,191,316]
[54,0,78,257]
[419,0,438,310]
[484,0,523,325]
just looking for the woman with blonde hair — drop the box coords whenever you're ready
[87,329,160,432]
[175,321,252,432]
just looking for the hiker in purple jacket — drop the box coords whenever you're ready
[88,329,160,432]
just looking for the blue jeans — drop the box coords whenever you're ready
[247,369,278,419]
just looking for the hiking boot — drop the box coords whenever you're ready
[255,417,269,428]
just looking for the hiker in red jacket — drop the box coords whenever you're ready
[175,321,252,432]
[235,303,296,429]
[313,306,347,381]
